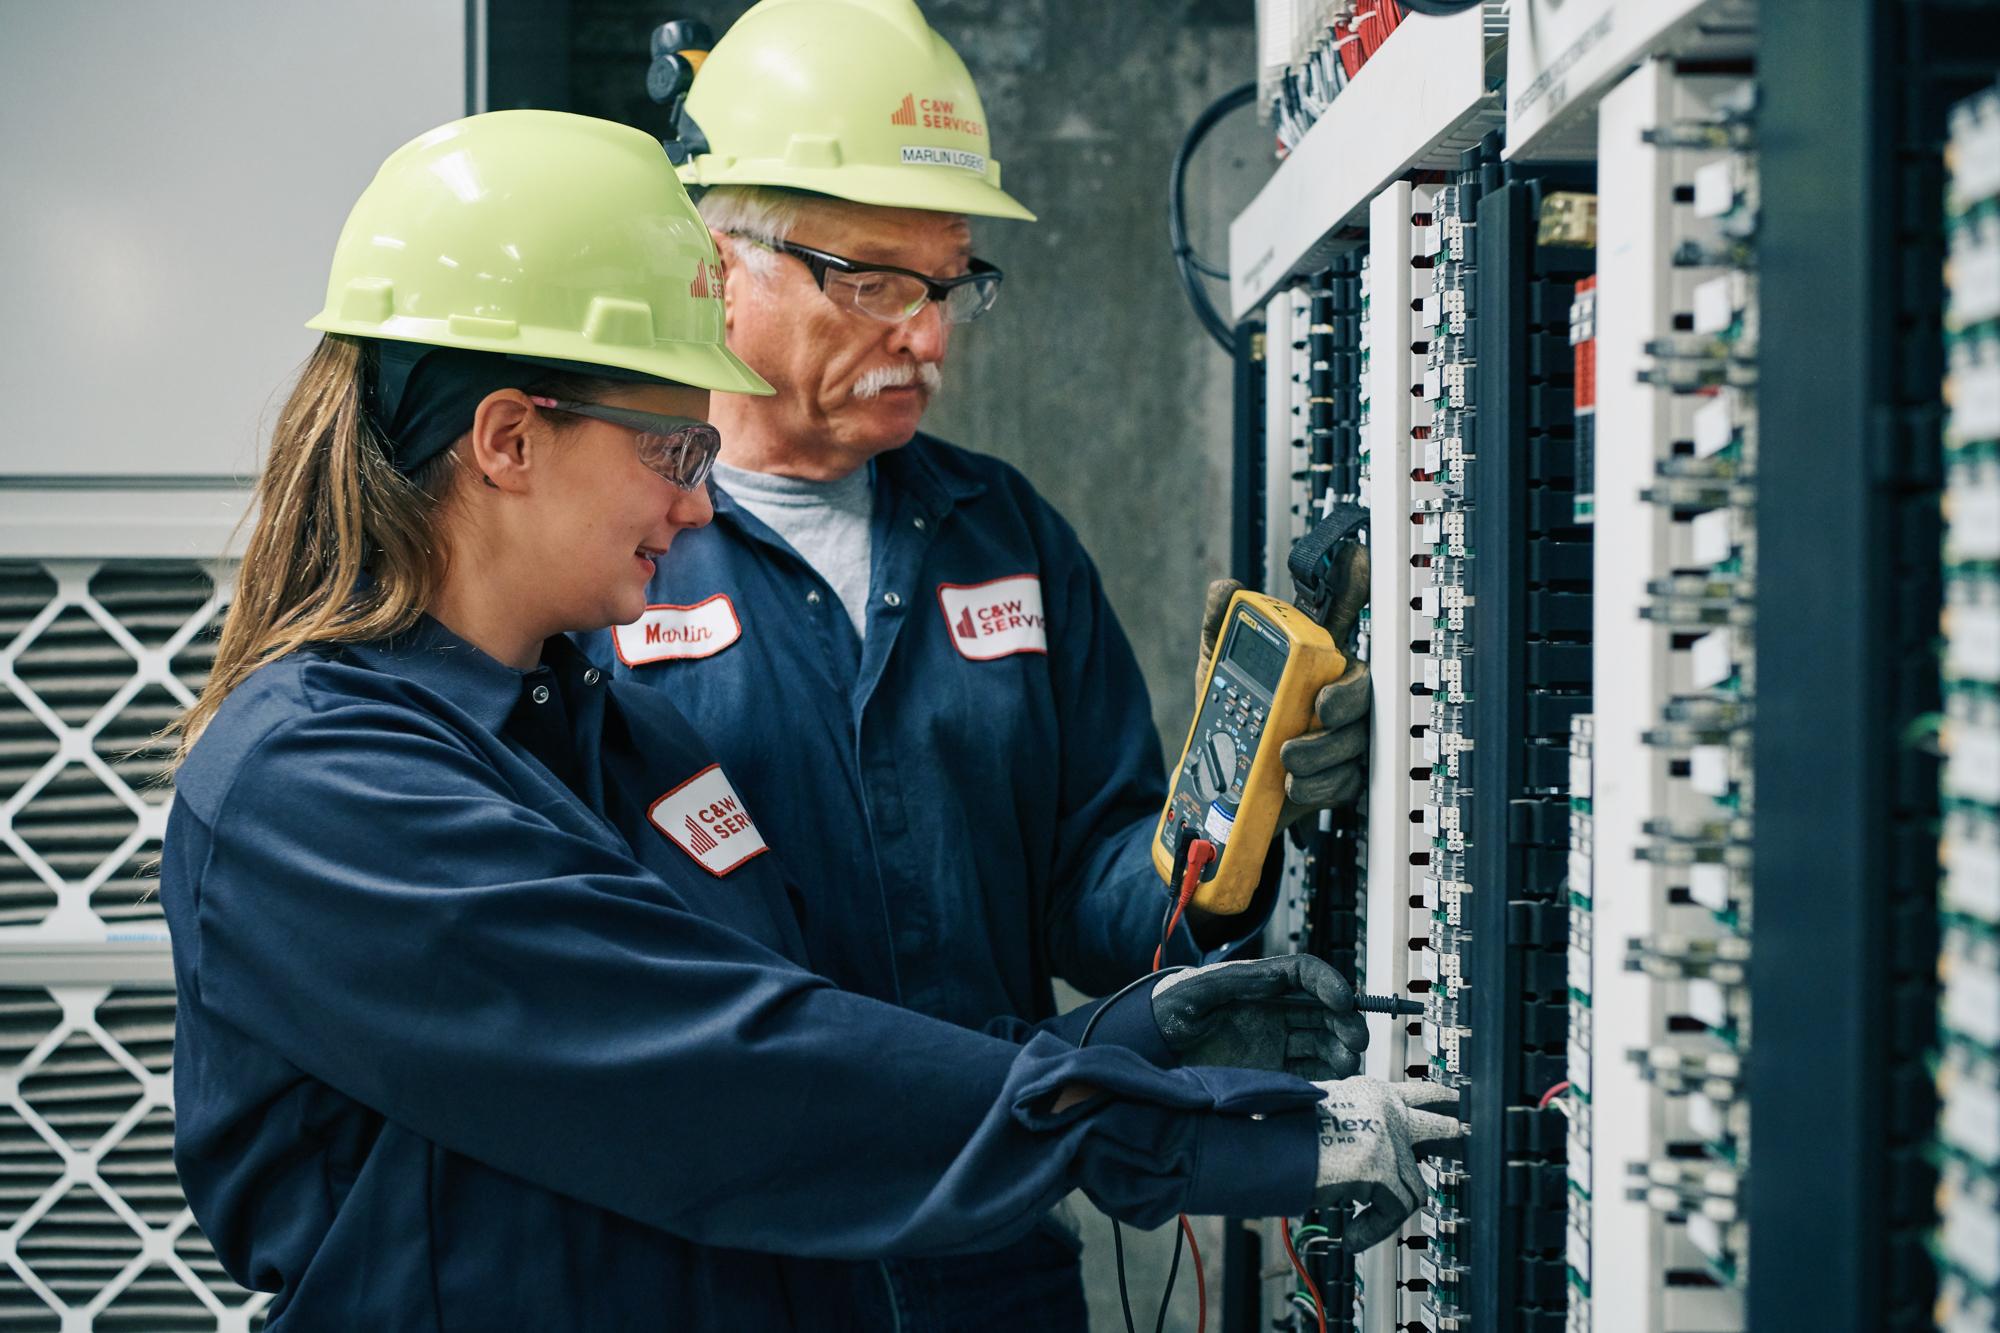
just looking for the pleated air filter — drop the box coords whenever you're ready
[0,560,266,1328]
[0,562,223,936]
[0,985,268,1330]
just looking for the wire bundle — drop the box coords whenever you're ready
[1268,2,1414,157]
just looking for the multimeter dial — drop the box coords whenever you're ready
[1190,732,1239,803]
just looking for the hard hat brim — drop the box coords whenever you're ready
[305,317,775,397]
[681,159,1036,222]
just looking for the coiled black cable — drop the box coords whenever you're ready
[1169,82,1257,352]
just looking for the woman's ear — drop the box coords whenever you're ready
[467,390,539,493]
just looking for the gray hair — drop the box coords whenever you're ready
[695,185,810,279]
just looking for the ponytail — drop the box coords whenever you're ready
[177,335,459,758]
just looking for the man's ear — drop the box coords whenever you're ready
[467,389,539,494]
[711,231,743,333]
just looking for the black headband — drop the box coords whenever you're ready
[363,340,671,474]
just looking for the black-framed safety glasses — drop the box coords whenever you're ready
[528,396,721,492]
[749,238,1004,325]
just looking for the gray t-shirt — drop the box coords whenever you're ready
[712,461,875,638]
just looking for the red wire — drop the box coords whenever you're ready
[1354,6,1380,58]
[1180,1214,1208,1333]
[1333,21,1364,78]
[1281,1218,1327,1333]
[1537,1079,1573,1110]
[1152,840,1216,1328]
[1153,839,1216,970]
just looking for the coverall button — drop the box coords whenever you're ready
[884,592,903,608]
[530,684,551,704]
[583,668,600,685]
[913,517,927,531]
[807,590,822,605]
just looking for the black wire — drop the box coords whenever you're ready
[1158,824,1192,954]
[1077,965,1182,1048]
[1112,1220,1139,1333]
[1082,957,1187,1333]
[1169,81,1257,352]
[1153,1220,1186,1333]
[1396,0,1481,13]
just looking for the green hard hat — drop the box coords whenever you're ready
[308,109,772,395]
[678,0,1035,221]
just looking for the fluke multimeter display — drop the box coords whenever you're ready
[1154,590,1347,914]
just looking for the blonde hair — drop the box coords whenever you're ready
[177,334,610,759]
[177,336,458,757]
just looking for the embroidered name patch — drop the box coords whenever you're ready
[612,595,741,666]
[647,764,769,877]
[936,575,1047,661]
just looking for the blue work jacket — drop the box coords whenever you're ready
[580,434,1253,1038]
[161,620,1317,1331]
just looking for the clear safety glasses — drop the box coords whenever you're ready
[747,238,1004,325]
[528,397,722,492]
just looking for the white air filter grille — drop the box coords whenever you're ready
[0,561,225,938]
[0,985,267,1331]
[0,557,263,1329]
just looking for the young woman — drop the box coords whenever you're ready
[162,110,1456,1330]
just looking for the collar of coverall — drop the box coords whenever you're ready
[341,612,603,734]
[708,430,986,533]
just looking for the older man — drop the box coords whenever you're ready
[586,0,1371,1325]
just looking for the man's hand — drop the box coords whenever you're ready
[1276,659,1369,820]
[1150,954,1369,1080]
[1309,1077,1464,1251]
[1194,572,1372,825]
[1194,576,1247,693]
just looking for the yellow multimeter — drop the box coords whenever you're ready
[1153,589,1347,914]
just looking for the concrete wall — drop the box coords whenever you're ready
[573,4,1274,1328]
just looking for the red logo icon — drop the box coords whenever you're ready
[689,260,722,299]
[684,815,718,854]
[890,93,917,126]
[955,607,976,639]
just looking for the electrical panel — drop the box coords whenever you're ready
[1625,66,1758,1327]
[1940,82,2000,1333]
[1227,2,1999,1330]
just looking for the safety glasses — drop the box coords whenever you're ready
[528,396,721,492]
[747,238,1004,325]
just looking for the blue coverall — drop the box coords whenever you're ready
[161,620,1318,1331]
[581,434,1268,1326]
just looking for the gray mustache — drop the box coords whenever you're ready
[853,362,944,399]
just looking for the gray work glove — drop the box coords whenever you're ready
[1310,1077,1464,1251]
[1196,570,1372,826]
[1150,955,1369,1080]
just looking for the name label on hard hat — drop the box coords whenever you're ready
[613,595,742,665]
[648,763,770,877]
[900,145,988,175]
[937,575,1046,661]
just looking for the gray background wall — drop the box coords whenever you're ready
[568,3,1275,1327]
